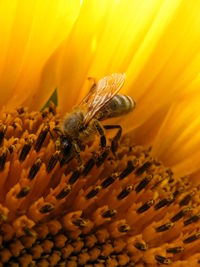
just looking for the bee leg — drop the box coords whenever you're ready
[72,141,84,172]
[47,128,61,153]
[93,120,106,149]
[103,125,122,154]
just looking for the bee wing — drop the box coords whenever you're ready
[78,78,97,106]
[78,73,126,125]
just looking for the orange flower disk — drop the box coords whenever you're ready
[0,106,199,266]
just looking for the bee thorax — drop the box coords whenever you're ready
[61,110,85,138]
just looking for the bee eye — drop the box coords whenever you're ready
[61,137,72,156]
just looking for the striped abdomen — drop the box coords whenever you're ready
[97,94,135,121]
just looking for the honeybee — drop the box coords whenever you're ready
[55,73,135,165]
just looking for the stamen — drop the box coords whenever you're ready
[16,186,31,198]
[117,185,133,200]
[56,185,71,199]
[39,203,54,214]
[34,124,49,152]
[28,158,42,180]
[68,169,81,185]
[72,218,88,228]
[0,123,6,146]
[183,232,200,243]
[179,191,195,206]
[137,199,154,214]
[171,207,192,222]
[119,160,134,180]
[102,209,117,218]
[134,242,148,251]
[118,224,130,233]
[86,186,102,199]
[155,255,171,265]
[101,173,117,188]
[0,147,8,170]
[83,158,95,176]
[135,161,152,176]
[135,174,152,193]
[154,196,174,210]
[46,151,60,173]
[166,246,184,254]
[156,222,174,232]
[19,138,34,161]
[184,214,200,226]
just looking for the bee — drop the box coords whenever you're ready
[55,73,135,166]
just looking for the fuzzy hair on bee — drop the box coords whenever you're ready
[55,73,135,166]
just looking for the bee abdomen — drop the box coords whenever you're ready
[98,94,135,120]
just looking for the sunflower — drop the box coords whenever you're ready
[0,1,200,266]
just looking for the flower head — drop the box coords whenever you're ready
[0,1,200,266]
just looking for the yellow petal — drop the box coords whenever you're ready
[123,0,200,129]
[1,0,80,109]
[55,0,109,114]
[152,92,200,177]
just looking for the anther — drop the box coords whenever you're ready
[8,145,15,154]
[0,123,6,146]
[156,222,174,232]
[68,169,81,185]
[16,186,31,198]
[171,207,192,222]
[23,227,37,237]
[135,175,152,193]
[173,187,184,199]
[179,192,194,207]
[83,158,95,176]
[135,161,152,176]
[72,218,88,228]
[17,107,25,114]
[19,139,34,161]
[119,161,134,180]
[0,147,8,170]
[34,124,49,152]
[155,255,171,265]
[134,242,148,251]
[117,185,133,200]
[166,246,184,254]
[28,158,42,180]
[102,209,117,218]
[137,199,154,214]
[154,196,173,210]
[184,214,200,226]
[56,185,71,199]
[86,186,102,199]
[118,224,130,233]
[101,173,117,188]
[183,232,200,244]
[96,147,110,167]
[39,203,54,214]
[46,151,60,173]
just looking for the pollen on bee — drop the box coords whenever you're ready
[0,105,200,266]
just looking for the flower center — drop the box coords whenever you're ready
[0,104,199,266]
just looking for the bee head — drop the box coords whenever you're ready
[60,136,72,157]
